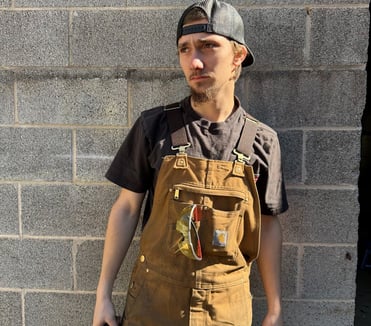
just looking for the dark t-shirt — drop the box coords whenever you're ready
[106,96,288,225]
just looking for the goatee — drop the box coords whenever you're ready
[190,86,218,104]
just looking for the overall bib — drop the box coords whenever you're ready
[123,105,261,326]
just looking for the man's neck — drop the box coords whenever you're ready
[190,94,236,122]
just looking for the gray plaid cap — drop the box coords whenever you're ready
[177,0,254,67]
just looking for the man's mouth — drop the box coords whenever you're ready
[190,74,209,81]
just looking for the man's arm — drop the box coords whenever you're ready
[257,214,283,326]
[93,188,145,326]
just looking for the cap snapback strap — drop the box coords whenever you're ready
[181,23,214,36]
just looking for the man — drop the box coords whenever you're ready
[93,0,288,325]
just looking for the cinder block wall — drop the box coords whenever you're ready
[0,1,368,325]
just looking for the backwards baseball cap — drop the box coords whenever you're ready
[177,0,254,67]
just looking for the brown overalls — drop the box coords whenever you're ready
[123,106,261,326]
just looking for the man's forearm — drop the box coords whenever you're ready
[257,214,283,315]
[97,215,134,297]
[96,190,144,298]
[93,190,144,326]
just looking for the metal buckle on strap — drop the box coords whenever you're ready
[171,142,191,154]
[233,148,251,163]
[245,116,259,124]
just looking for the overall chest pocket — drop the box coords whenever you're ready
[167,185,247,259]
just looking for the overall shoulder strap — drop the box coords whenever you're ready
[234,116,259,164]
[165,102,258,160]
[164,103,190,152]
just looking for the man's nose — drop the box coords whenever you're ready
[191,53,204,70]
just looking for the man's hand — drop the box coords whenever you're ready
[261,311,283,326]
[92,297,118,326]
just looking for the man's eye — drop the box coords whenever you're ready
[179,47,189,53]
[204,42,216,48]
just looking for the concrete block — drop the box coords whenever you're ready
[315,0,370,2]
[243,70,366,129]
[252,298,267,326]
[310,7,369,65]
[0,128,72,181]
[16,0,123,6]
[0,184,19,234]
[0,0,11,7]
[283,300,355,326]
[311,0,369,3]
[128,0,370,5]
[305,130,360,186]
[253,299,355,326]
[25,292,96,326]
[128,0,191,5]
[0,11,69,67]
[71,9,182,67]
[0,239,73,289]
[280,188,358,243]
[281,245,299,299]
[111,294,127,320]
[0,292,22,326]
[238,0,369,4]
[0,81,14,124]
[75,238,140,291]
[17,78,128,126]
[127,0,370,8]
[302,245,357,299]
[251,244,298,299]
[240,8,306,67]
[250,262,262,296]
[75,240,105,291]
[76,128,128,182]
[278,130,303,185]
[21,184,119,237]
[25,292,126,325]
[129,70,188,123]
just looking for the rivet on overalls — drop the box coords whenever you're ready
[140,255,145,263]
[174,154,188,168]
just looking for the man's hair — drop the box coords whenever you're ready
[182,7,207,25]
[231,41,245,80]
[182,7,245,81]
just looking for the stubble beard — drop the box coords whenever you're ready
[190,85,218,104]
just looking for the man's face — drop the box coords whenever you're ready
[177,19,238,102]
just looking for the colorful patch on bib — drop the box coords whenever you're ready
[212,230,228,247]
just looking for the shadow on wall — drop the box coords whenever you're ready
[355,3,371,326]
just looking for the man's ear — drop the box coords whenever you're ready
[233,46,248,66]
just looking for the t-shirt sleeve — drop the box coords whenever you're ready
[254,129,289,216]
[105,117,152,193]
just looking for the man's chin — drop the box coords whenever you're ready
[190,87,217,103]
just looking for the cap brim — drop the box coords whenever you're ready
[242,46,255,67]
